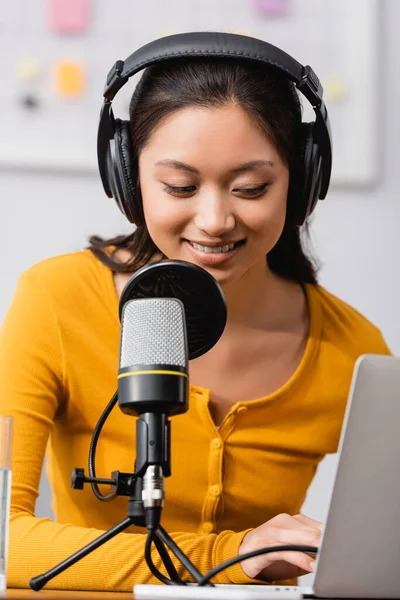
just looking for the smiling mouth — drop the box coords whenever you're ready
[186,240,246,254]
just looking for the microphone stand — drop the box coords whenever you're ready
[29,412,204,591]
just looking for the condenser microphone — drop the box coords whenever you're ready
[118,296,189,527]
[118,260,226,528]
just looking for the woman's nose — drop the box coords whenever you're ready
[194,192,236,237]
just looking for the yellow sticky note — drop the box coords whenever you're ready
[322,77,348,102]
[16,57,41,81]
[54,61,85,97]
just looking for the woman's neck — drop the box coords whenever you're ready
[220,264,307,333]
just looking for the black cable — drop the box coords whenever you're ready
[153,533,186,585]
[86,394,187,584]
[88,390,119,501]
[157,524,212,586]
[197,544,318,586]
[144,508,184,585]
[145,530,175,586]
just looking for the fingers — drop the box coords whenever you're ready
[239,513,323,581]
[266,513,322,536]
[267,515,320,570]
[262,549,315,573]
[259,559,311,582]
[291,515,322,558]
[266,524,320,549]
[292,513,323,531]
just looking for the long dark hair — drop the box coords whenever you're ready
[88,58,319,284]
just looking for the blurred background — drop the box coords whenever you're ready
[1,0,398,585]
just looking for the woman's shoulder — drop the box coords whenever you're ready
[22,249,106,286]
[309,284,391,355]
[17,249,112,309]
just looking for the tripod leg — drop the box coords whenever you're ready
[157,525,208,585]
[29,516,134,591]
[152,532,185,585]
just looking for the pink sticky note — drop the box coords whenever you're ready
[49,0,91,33]
[252,0,289,16]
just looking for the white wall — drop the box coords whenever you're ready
[1,0,399,584]
[295,0,400,525]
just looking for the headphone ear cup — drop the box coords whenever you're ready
[110,119,141,224]
[295,122,323,226]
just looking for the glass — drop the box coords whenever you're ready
[0,416,12,593]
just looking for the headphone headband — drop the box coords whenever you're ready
[105,32,306,95]
[98,31,332,224]
[104,32,324,108]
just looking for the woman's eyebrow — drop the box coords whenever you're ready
[155,159,199,173]
[155,159,275,174]
[230,160,275,173]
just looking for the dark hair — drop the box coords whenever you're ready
[88,58,319,284]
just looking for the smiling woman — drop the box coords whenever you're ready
[0,33,391,593]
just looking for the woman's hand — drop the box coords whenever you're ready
[238,513,322,582]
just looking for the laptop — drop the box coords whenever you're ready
[134,354,400,599]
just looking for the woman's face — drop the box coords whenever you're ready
[138,104,290,287]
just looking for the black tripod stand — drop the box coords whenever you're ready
[29,412,206,591]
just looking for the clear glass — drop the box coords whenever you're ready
[0,416,12,593]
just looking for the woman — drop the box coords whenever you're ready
[0,40,390,591]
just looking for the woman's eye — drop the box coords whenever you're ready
[162,183,269,197]
[233,184,269,196]
[163,184,196,195]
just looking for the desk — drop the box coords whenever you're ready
[2,592,132,599]
[2,591,399,600]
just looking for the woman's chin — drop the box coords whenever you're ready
[160,244,249,288]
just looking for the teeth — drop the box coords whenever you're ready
[190,242,236,253]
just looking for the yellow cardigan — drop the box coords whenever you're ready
[0,250,390,591]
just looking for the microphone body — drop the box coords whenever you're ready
[118,297,189,524]
[118,365,188,417]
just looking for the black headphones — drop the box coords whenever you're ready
[97,31,332,227]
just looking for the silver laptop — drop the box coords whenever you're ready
[135,354,400,600]
[269,353,400,599]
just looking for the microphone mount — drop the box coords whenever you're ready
[71,467,138,498]
[71,464,149,529]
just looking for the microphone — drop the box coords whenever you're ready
[118,260,227,528]
[118,296,189,528]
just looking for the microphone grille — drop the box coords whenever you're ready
[119,298,187,369]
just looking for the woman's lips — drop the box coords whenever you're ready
[183,239,245,265]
